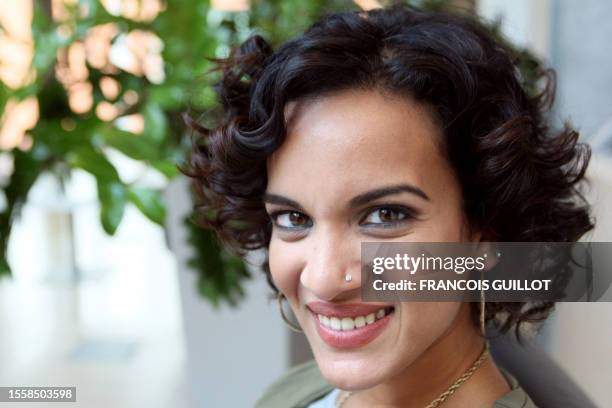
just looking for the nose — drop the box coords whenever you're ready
[299,224,361,301]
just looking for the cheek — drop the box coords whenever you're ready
[396,302,462,351]
[268,239,303,299]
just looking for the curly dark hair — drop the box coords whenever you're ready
[183,4,594,340]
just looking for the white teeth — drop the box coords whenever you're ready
[317,308,391,331]
[330,317,341,331]
[365,313,375,324]
[354,316,366,328]
[341,317,355,331]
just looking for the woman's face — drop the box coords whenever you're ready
[265,88,478,390]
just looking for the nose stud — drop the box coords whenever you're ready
[344,273,352,282]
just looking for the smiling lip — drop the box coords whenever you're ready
[307,302,394,349]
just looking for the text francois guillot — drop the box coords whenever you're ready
[370,254,552,292]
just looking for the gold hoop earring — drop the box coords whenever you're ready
[480,288,486,335]
[480,270,489,349]
[277,293,303,333]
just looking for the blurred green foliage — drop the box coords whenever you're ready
[0,0,370,308]
[0,0,542,308]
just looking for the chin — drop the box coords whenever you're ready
[297,301,463,392]
[314,352,391,390]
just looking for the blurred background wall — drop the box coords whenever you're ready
[459,2,612,406]
[0,1,611,407]
[543,0,612,405]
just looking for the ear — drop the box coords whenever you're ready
[466,226,500,272]
[474,240,500,272]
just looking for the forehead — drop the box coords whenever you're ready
[266,88,449,204]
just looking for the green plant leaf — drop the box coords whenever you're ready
[128,186,166,225]
[151,160,181,179]
[99,126,161,162]
[0,257,10,277]
[149,84,187,110]
[0,148,46,277]
[184,213,251,308]
[66,146,120,184]
[97,181,127,235]
[143,103,168,144]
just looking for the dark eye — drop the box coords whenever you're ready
[270,211,312,230]
[361,206,412,227]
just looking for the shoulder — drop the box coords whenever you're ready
[254,360,538,408]
[255,360,334,408]
[493,367,539,408]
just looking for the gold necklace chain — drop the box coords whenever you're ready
[335,344,489,408]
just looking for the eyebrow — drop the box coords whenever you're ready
[263,183,430,210]
[349,184,430,207]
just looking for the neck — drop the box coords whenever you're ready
[353,304,508,407]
